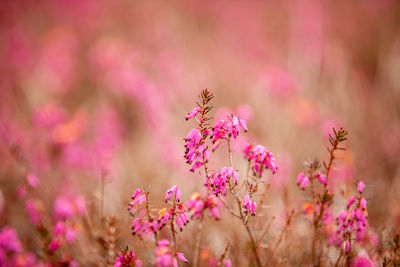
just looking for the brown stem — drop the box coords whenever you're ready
[193,215,204,267]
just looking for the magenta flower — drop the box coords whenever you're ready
[209,167,239,196]
[211,116,247,151]
[114,250,142,267]
[164,185,181,203]
[185,192,220,220]
[0,227,22,254]
[154,239,189,267]
[357,181,365,194]
[316,173,327,186]
[185,107,200,121]
[296,172,310,190]
[25,199,41,225]
[129,189,147,215]
[26,173,39,188]
[243,194,257,216]
[244,143,278,177]
[184,128,209,172]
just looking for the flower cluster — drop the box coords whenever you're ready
[244,144,278,177]
[296,172,327,190]
[331,181,369,253]
[129,189,147,215]
[242,194,257,216]
[211,116,247,151]
[185,192,220,220]
[184,129,209,172]
[207,167,239,196]
[114,249,142,267]
[164,185,182,203]
[154,239,188,267]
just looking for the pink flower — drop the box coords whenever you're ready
[154,239,188,266]
[300,176,309,190]
[114,250,142,267]
[360,198,367,210]
[211,116,247,151]
[184,129,208,172]
[243,194,257,215]
[48,240,60,254]
[25,199,41,225]
[185,107,200,120]
[164,185,181,203]
[26,173,39,188]
[347,197,356,209]
[244,143,278,177]
[54,196,75,220]
[0,227,22,253]
[316,173,327,186]
[209,167,239,196]
[357,181,365,194]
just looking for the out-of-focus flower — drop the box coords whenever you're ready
[0,227,22,254]
[186,193,220,220]
[114,250,142,267]
[25,199,41,225]
[154,239,188,267]
[26,173,39,188]
[357,181,365,194]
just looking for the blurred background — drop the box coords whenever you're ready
[0,0,399,265]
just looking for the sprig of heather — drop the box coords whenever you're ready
[296,127,348,266]
[332,181,369,267]
[184,89,214,173]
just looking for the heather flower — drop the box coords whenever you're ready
[209,167,239,196]
[154,239,188,267]
[26,173,39,188]
[164,185,181,203]
[242,194,257,216]
[185,107,200,121]
[316,173,327,186]
[25,199,41,225]
[357,181,365,194]
[185,193,220,220]
[296,172,309,190]
[244,143,278,177]
[54,196,75,220]
[211,116,247,151]
[129,189,147,215]
[184,129,209,172]
[0,227,22,254]
[114,250,142,267]
[333,182,369,254]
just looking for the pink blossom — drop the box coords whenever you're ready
[0,227,22,253]
[357,181,365,194]
[114,250,142,267]
[347,197,356,209]
[184,129,208,172]
[48,240,60,254]
[211,116,247,151]
[209,167,239,196]
[185,107,200,120]
[243,194,257,215]
[244,143,278,177]
[154,239,188,266]
[164,185,181,203]
[300,176,309,190]
[25,199,41,225]
[316,173,327,186]
[54,196,75,220]
[26,173,39,188]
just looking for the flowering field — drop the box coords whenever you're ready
[0,1,400,266]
